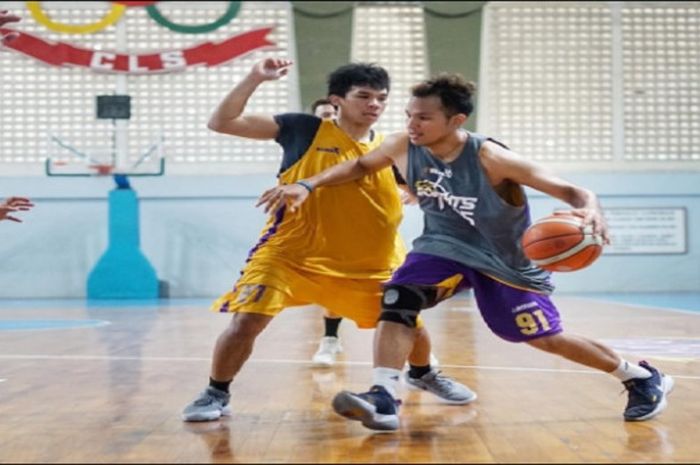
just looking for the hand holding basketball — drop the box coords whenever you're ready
[568,207,610,244]
[521,211,605,272]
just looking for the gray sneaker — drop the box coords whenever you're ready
[332,385,401,431]
[405,370,477,404]
[182,386,232,422]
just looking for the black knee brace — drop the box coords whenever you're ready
[378,284,437,328]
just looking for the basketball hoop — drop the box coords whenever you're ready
[45,132,165,178]
[89,164,115,176]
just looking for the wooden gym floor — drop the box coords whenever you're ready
[0,294,698,463]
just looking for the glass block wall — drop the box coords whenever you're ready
[351,3,428,134]
[481,1,700,167]
[0,1,297,175]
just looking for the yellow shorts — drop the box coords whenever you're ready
[211,259,422,329]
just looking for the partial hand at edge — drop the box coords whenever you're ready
[0,197,34,223]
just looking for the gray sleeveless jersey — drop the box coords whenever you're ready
[406,132,554,293]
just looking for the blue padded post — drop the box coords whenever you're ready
[87,184,159,299]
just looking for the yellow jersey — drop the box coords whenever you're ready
[244,114,405,280]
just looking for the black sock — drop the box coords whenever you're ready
[408,364,431,379]
[209,377,232,393]
[324,317,342,338]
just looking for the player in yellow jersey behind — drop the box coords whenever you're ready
[306,97,347,367]
[306,96,433,368]
[182,58,474,422]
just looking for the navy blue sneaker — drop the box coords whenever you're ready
[623,361,674,421]
[332,385,401,431]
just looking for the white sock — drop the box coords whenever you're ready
[610,359,652,382]
[372,367,401,398]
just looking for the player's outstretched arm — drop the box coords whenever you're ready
[256,132,409,214]
[207,58,293,140]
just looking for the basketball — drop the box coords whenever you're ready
[521,212,604,272]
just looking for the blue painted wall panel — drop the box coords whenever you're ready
[1,172,698,297]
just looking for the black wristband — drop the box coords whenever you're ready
[295,180,314,193]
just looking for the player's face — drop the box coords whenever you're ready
[314,104,336,119]
[405,96,456,146]
[335,86,388,125]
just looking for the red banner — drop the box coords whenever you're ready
[0,27,274,74]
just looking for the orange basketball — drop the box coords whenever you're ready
[521,212,604,272]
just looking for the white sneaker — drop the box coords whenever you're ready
[311,336,342,367]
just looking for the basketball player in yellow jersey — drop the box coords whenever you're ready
[305,97,429,367]
[182,58,474,422]
[306,97,346,367]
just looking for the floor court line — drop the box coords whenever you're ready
[0,354,698,380]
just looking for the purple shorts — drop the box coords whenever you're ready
[386,252,562,342]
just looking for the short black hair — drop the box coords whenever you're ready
[310,98,333,114]
[327,63,390,98]
[411,73,476,117]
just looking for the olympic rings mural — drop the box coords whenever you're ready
[0,2,275,74]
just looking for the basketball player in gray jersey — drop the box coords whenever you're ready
[258,73,673,431]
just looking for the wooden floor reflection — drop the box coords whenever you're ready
[0,295,698,463]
